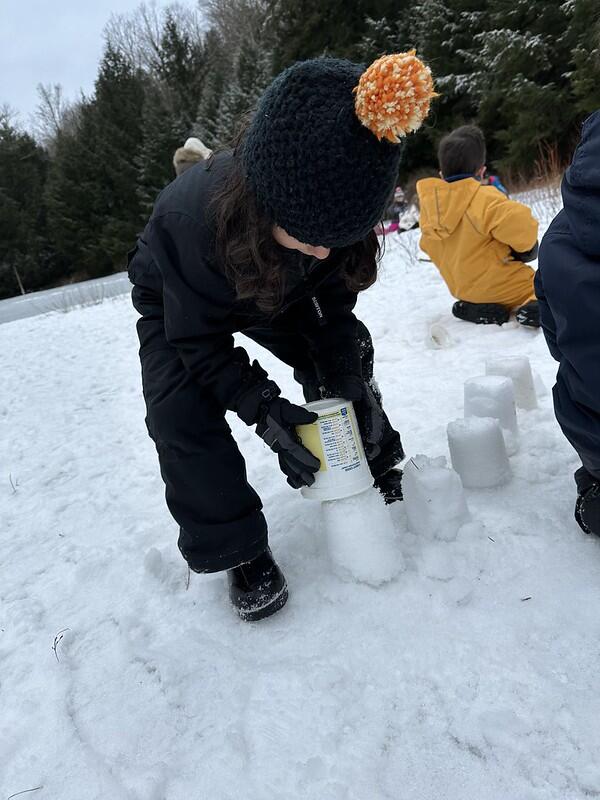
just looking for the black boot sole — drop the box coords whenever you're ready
[575,496,591,534]
[453,301,510,325]
[236,583,289,622]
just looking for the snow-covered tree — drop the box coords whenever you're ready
[215,34,273,145]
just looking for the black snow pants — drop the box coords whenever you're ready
[133,288,403,573]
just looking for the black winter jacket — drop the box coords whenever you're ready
[536,111,600,477]
[128,152,363,424]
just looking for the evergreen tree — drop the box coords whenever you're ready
[0,117,57,298]
[137,12,209,216]
[215,33,273,144]
[91,46,146,271]
[46,46,145,279]
[157,10,206,129]
[564,0,600,116]
[269,0,398,71]
[369,0,596,179]
[137,79,187,218]
[194,29,230,147]
[459,0,578,175]
[44,105,95,279]
[356,14,408,62]
[355,1,479,179]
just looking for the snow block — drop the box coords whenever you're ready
[486,356,538,410]
[321,487,404,586]
[447,417,512,489]
[402,454,470,541]
[464,375,519,455]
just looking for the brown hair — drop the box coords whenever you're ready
[438,125,486,178]
[211,127,381,314]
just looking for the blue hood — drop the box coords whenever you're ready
[562,110,600,257]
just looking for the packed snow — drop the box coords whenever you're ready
[463,374,520,456]
[486,355,539,411]
[448,416,512,489]
[403,454,470,542]
[3,192,600,799]
[322,488,404,586]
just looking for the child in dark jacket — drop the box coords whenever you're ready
[129,53,436,621]
[536,110,600,536]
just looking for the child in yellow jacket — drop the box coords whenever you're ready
[417,125,540,327]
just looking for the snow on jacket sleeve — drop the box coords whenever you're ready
[483,194,539,255]
[147,211,279,424]
[537,211,600,476]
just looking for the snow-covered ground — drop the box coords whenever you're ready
[3,192,600,800]
[0,271,130,324]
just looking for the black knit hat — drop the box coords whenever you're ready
[242,53,435,248]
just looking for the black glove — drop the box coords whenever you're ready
[510,241,539,263]
[256,398,321,489]
[515,301,540,328]
[321,375,385,460]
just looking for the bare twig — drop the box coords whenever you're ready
[12,265,25,295]
[521,596,532,602]
[488,536,495,542]
[185,565,191,591]
[52,628,70,662]
[7,787,43,800]
[394,231,422,271]
[8,474,18,494]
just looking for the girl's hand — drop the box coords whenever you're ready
[256,398,320,489]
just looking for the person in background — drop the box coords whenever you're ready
[536,111,600,537]
[173,136,213,176]
[387,186,407,222]
[128,53,436,621]
[417,125,540,327]
[486,173,509,196]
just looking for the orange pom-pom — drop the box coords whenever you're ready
[353,51,437,143]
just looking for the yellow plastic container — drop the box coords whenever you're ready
[296,398,373,501]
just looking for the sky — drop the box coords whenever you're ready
[0,0,197,128]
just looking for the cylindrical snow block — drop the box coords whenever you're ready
[447,417,512,489]
[296,398,373,501]
[402,454,470,541]
[464,375,519,455]
[486,356,538,410]
[321,488,404,585]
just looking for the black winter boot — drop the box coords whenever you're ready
[452,300,510,325]
[227,548,288,621]
[515,301,540,328]
[374,467,403,504]
[575,467,600,536]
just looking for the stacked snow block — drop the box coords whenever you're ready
[446,356,538,490]
[464,375,519,455]
[485,356,538,410]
